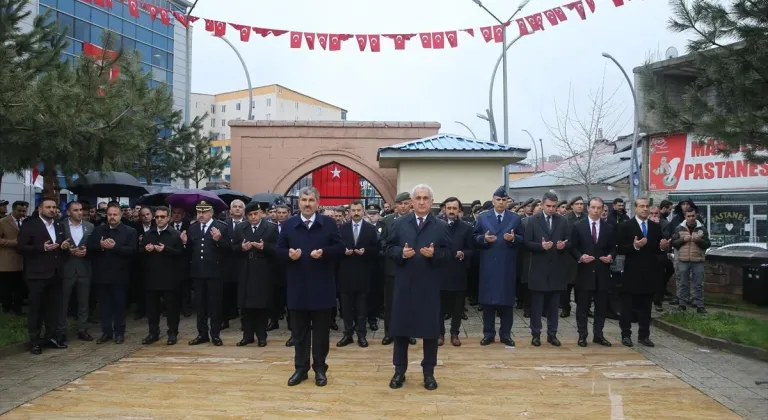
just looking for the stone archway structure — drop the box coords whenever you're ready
[228,120,440,204]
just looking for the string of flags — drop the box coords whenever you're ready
[85,0,631,52]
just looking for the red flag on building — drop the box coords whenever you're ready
[159,9,170,25]
[128,0,139,18]
[311,163,360,206]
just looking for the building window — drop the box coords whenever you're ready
[225,174,231,182]
[266,98,271,107]
[236,102,241,111]
[266,114,271,120]
[221,119,226,127]
[210,105,215,114]
[221,105,226,112]
[709,205,749,247]
[225,146,231,152]
[295,101,299,109]
[225,160,231,168]
[211,146,221,155]
[211,119,215,127]
[341,110,347,120]
[252,102,255,109]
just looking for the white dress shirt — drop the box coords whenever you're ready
[69,219,84,246]
[588,217,601,241]
[301,213,316,229]
[43,218,56,243]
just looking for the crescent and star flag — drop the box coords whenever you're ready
[419,33,432,48]
[304,32,316,50]
[585,0,596,13]
[525,13,545,32]
[311,163,361,206]
[230,24,252,42]
[160,9,170,25]
[383,34,412,50]
[565,1,587,20]
[83,42,119,83]
[128,0,139,18]
[493,24,503,42]
[517,18,531,35]
[173,11,188,28]
[432,32,445,49]
[369,34,381,52]
[290,31,302,48]
[480,26,492,42]
[461,28,474,37]
[317,34,329,50]
[445,30,458,48]
[356,34,367,51]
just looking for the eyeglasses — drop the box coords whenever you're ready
[154,215,168,219]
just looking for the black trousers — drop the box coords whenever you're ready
[330,296,339,322]
[222,281,239,320]
[576,289,608,338]
[560,284,576,309]
[26,276,62,344]
[393,336,438,376]
[383,275,395,336]
[193,277,223,338]
[340,292,367,336]
[291,309,331,373]
[440,290,464,336]
[269,284,286,323]
[146,289,180,336]
[98,283,127,336]
[1,271,25,313]
[530,291,560,336]
[517,281,530,310]
[129,267,145,315]
[367,269,384,321]
[655,261,674,305]
[241,308,269,341]
[619,293,653,339]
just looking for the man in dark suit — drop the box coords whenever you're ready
[58,201,95,342]
[336,200,379,348]
[523,192,570,347]
[365,203,386,332]
[386,184,451,391]
[277,186,345,387]
[139,206,184,345]
[269,203,292,342]
[570,197,616,347]
[561,196,585,318]
[16,197,68,355]
[130,206,154,320]
[170,207,192,316]
[221,199,246,329]
[182,200,231,347]
[87,203,137,344]
[439,197,473,347]
[617,198,670,347]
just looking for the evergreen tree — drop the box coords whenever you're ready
[132,110,203,185]
[641,0,768,162]
[175,128,229,189]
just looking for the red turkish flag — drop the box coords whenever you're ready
[317,34,328,50]
[516,19,530,36]
[431,32,444,49]
[145,4,158,21]
[290,31,302,48]
[585,0,596,13]
[311,163,360,206]
[369,35,381,52]
[214,21,227,37]
[304,33,316,50]
[493,25,503,42]
[553,7,569,22]
[461,28,474,37]
[172,11,188,27]
[479,26,493,42]
[565,1,587,20]
[128,0,139,18]
[83,42,120,96]
[419,33,432,48]
[525,13,545,32]
[230,24,251,42]
[188,16,200,24]
[445,30,458,48]
[159,9,170,25]
[204,19,215,32]
[612,0,625,6]
[355,35,367,51]
[329,34,346,51]
[105,0,112,8]
[383,34,410,50]
[543,10,559,26]
[94,0,105,6]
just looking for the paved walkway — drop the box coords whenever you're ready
[0,303,767,418]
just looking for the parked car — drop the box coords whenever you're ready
[706,242,767,255]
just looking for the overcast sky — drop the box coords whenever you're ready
[189,0,687,159]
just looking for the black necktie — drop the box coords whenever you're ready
[17,219,21,228]
[546,216,552,231]
[497,215,502,224]
[417,217,424,229]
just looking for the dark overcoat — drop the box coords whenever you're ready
[569,218,616,292]
[337,220,379,294]
[87,223,137,285]
[232,222,278,309]
[16,217,66,281]
[473,210,523,306]
[221,218,246,283]
[523,212,570,292]
[271,221,287,287]
[440,220,474,291]
[617,218,666,294]
[517,216,531,284]
[379,213,408,278]
[276,213,345,310]
[139,227,184,291]
[386,213,451,339]
[564,212,584,284]
[185,219,231,279]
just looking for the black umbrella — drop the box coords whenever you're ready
[68,171,148,198]
[207,189,251,205]
[251,192,286,205]
[136,186,181,206]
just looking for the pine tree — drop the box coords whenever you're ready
[132,109,201,185]
[640,0,768,162]
[175,127,229,189]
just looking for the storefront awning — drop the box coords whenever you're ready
[668,192,768,203]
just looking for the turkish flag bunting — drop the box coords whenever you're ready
[383,34,411,50]
[525,13,545,32]
[369,35,380,52]
[290,31,302,48]
[311,163,360,206]
[304,33,316,50]
[479,26,493,42]
[159,9,170,25]
[612,0,625,6]
[544,9,560,26]
[432,32,445,49]
[145,4,158,21]
[355,34,367,51]
[585,0,596,13]
[128,0,139,18]
[172,12,187,27]
[516,18,531,36]
[230,24,252,42]
[445,30,458,48]
[204,19,215,32]
[105,0,112,8]
[94,0,105,6]
[317,34,328,50]
[253,28,288,37]
[329,34,351,51]
[461,28,474,37]
[565,1,587,20]
[214,21,227,36]
[419,33,432,48]
[188,16,200,24]
[493,25,503,43]
[83,42,120,95]
[553,7,569,22]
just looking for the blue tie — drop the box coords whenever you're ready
[497,215,502,224]
[641,221,647,238]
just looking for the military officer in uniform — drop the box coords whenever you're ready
[181,200,231,346]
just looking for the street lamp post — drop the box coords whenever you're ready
[184,0,200,125]
[216,35,254,121]
[476,110,497,143]
[521,129,539,172]
[538,138,545,167]
[602,52,640,216]
[455,121,477,138]
[471,0,531,192]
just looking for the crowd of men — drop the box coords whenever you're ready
[0,188,711,390]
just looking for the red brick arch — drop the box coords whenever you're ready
[271,150,396,205]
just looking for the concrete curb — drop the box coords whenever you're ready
[651,318,768,363]
[706,302,768,316]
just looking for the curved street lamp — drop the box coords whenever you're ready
[455,121,478,138]
[521,129,539,172]
[216,35,254,121]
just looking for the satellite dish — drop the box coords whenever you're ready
[665,46,679,59]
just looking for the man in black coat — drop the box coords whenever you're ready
[439,197,473,347]
[386,184,451,391]
[523,192,570,347]
[569,197,616,347]
[139,206,184,345]
[365,203,386,332]
[87,203,137,344]
[561,196,585,317]
[336,200,379,348]
[170,207,192,316]
[221,199,246,329]
[182,200,231,347]
[16,197,68,355]
[269,204,292,342]
[617,198,670,347]
[232,201,278,347]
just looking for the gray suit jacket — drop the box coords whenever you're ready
[61,219,94,278]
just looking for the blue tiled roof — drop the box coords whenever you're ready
[379,134,521,152]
